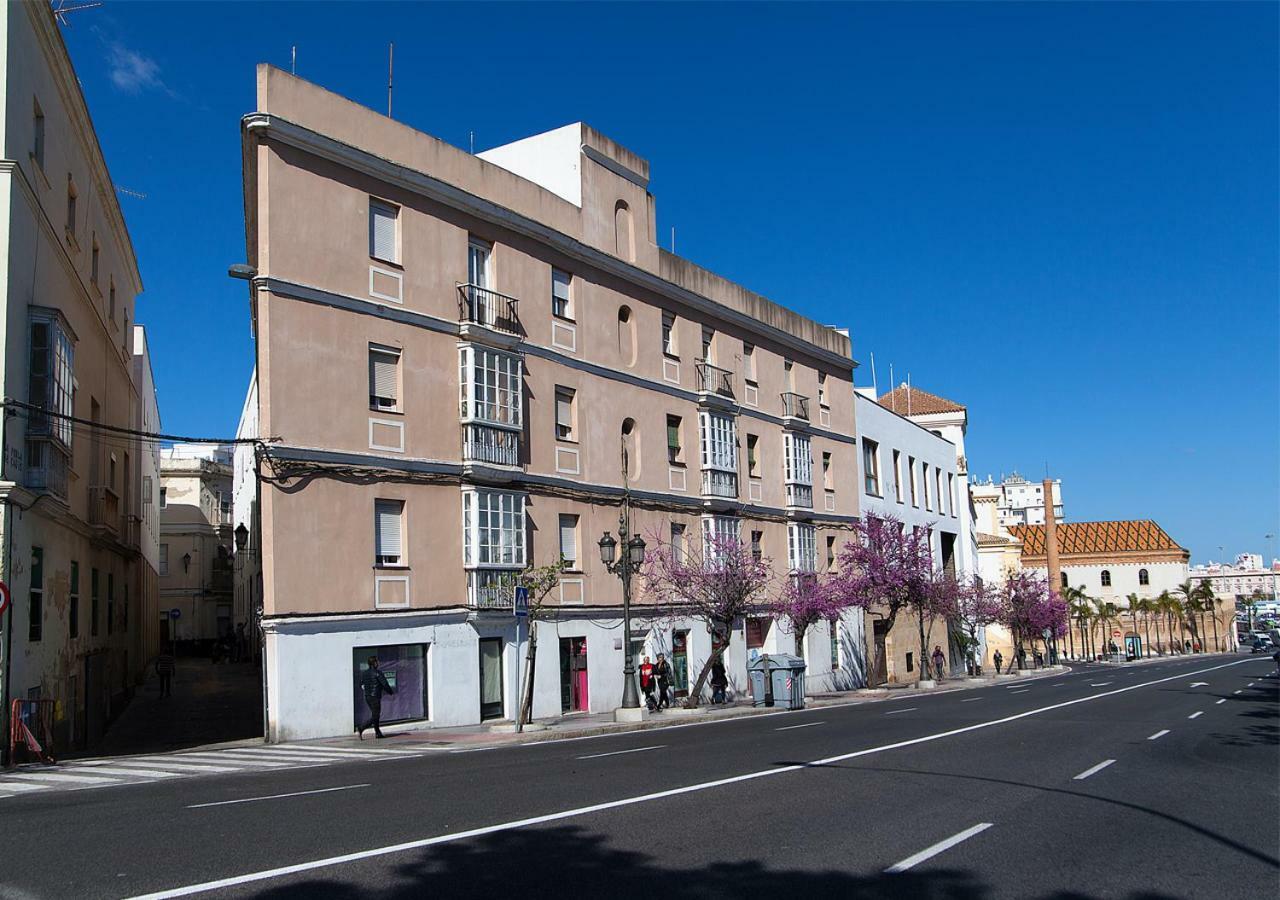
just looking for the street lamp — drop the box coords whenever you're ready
[182,552,192,573]
[598,507,646,719]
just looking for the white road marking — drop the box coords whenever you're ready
[1248,682,1255,687]
[1090,682,1112,687]
[166,754,293,768]
[1147,730,1169,740]
[576,745,666,760]
[775,722,824,731]
[219,749,365,763]
[187,784,370,809]
[2,770,124,786]
[1187,711,1203,719]
[0,781,50,794]
[885,823,993,873]
[1234,690,1242,694]
[884,708,917,715]
[961,698,983,703]
[64,766,183,779]
[1189,682,1208,687]
[1009,689,1030,694]
[126,657,1257,900]
[1215,699,1226,705]
[99,759,242,773]
[1073,759,1116,781]
[274,745,422,756]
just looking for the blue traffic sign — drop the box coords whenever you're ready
[169,608,182,620]
[513,586,529,618]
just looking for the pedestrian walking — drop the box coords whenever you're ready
[931,645,946,681]
[358,656,394,739]
[710,658,728,704]
[654,653,672,710]
[993,649,1003,674]
[639,655,655,709]
[155,648,176,697]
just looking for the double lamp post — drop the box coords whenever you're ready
[597,506,646,720]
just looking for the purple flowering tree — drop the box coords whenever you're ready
[998,571,1068,669]
[951,577,1001,674]
[641,531,774,708]
[827,515,945,684]
[770,572,845,660]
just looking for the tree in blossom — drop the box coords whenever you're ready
[998,571,1068,669]
[950,577,1002,674]
[827,515,948,684]
[771,571,846,660]
[641,531,774,708]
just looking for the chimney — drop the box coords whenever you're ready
[1043,478,1061,593]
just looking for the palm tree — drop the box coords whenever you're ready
[1093,598,1119,655]
[1135,596,1155,657]
[1125,593,1142,656]
[1068,588,1093,660]
[1174,580,1204,652]
[1200,582,1220,651]
[1061,585,1089,660]
[1158,591,1182,653]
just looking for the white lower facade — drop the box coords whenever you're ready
[263,605,867,742]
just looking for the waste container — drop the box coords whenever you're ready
[747,654,807,709]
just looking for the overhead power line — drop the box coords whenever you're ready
[2,399,274,447]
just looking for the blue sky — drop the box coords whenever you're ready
[60,2,1277,564]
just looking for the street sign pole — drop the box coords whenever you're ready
[513,586,529,729]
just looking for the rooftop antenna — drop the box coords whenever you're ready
[470,130,475,154]
[291,46,296,75]
[869,351,878,396]
[888,363,895,410]
[671,227,676,253]
[906,372,912,417]
[386,42,394,118]
[115,186,147,200]
[52,1,103,26]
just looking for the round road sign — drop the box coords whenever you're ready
[170,608,182,620]
[0,580,9,615]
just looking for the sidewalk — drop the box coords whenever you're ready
[293,665,1071,754]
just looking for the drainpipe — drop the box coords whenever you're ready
[1,409,16,765]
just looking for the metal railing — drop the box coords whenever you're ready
[467,570,519,610]
[695,361,734,398]
[701,468,738,498]
[120,514,141,550]
[24,438,68,499]
[457,283,521,336]
[462,423,521,467]
[88,485,120,533]
[780,392,810,420]
[785,482,813,509]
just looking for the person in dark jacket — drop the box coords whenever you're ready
[358,656,394,739]
[992,649,1003,674]
[710,658,728,704]
[653,654,673,709]
[155,648,176,698]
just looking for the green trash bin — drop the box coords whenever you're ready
[747,653,807,709]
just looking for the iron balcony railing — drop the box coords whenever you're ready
[88,485,120,533]
[467,570,520,610]
[701,469,738,499]
[785,482,814,509]
[462,422,521,467]
[457,283,521,336]
[695,361,734,398]
[780,392,810,421]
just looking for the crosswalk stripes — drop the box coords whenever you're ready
[0,741,430,800]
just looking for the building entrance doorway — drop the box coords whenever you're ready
[871,620,889,686]
[479,637,504,720]
[559,637,589,713]
[672,630,690,698]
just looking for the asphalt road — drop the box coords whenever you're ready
[1,654,1275,900]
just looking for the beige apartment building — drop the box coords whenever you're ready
[0,2,158,754]
[238,67,863,740]
[158,445,235,646]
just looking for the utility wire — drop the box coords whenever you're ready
[2,399,276,447]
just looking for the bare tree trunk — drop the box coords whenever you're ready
[1144,614,1152,658]
[683,638,726,709]
[918,611,929,682]
[1209,604,1220,652]
[517,619,538,730]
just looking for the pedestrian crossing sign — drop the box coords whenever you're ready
[514,586,529,617]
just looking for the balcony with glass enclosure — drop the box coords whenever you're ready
[459,345,523,469]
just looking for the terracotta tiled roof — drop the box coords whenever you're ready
[877,383,966,416]
[1010,521,1186,559]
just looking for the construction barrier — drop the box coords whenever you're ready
[8,698,56,766]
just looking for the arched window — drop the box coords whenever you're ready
[614,200,634,262]
[1060,572,1068,589]
[1138,568,1149,586]
[1100,570,1112,587]
[620,417,639,480]
[616,305,636,367]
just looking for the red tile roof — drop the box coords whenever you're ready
[1010,520,1187,560]
[877,384,966,416]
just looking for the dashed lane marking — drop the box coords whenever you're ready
[885,823,994,873]
[1073,759,1116,781]
[1147,730,1170,740]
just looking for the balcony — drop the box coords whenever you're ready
[457,283,521,337]
[780,392,810,421]
[467,569,519,610]
[785,482,813,509]
[88,485,120,534]
[120,514,141,551]
[24,438,68,500]
[696,361,734,399]
[462,422,521,468]
[701,469,738,499]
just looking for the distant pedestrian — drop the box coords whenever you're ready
[710,658,728,704]
[156,648,176,698]
[1016,646,1027,671]
[654,654,673,709]
[639,655,655,709]
[1033,648,1044,668]
[993,649,1003,674]
[931,645,946,681]
[358,656,394,739]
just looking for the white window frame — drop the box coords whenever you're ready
[369,344,401,412]
[555,387,576,441]
[462,489,526,568]
[893,450,903,502]
[459,345,522,427]
[375,499,406,567]
[784,432,812,486]
[558,513,579,569]
[552,268,573,320]
[699,411,737,474]
[701,515,741,560]
[662,311,677,357]
[787,522,817,573]
[862,438,880,496]
[369,198,399,264]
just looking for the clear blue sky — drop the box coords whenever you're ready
[60,2,1277,564]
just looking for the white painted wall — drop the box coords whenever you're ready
[1032,560,1188,603]
[477,123,583,207]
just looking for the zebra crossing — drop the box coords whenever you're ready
[0,742,432,799]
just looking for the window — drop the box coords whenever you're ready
[33,99,45,169]
[462,490,526,568]
[826,535,837,571]
[558,514,579,568]
[936,470,945,516]
[948,474,956,517]
[1138,568,1150,586]
[69,561,80,639]
[892,450,903,501]
[159,544,169,576]
[66,176,77,238]
[369,199,399,263]
[468,237,491,287]
[746,617,768,651]
[822,451,833,491]
[743,343,756,381]
[159,488,168,509]
[375,499,405,567]
[28,547,43,643]
[368,345,401,411]
[1061,572,1069,589]
[107,573,114,636]
[91,568,100,637]
[1100,570,1112,588]
[862,438,881,496]
[699,412,738,473]
[830,618,840,669]
[784,432,812,485]
[26,311,74,498]
[666,415,683,463]
[352,644,429,726]
[701,516,741,560]
[788,523,816,573]
[550,268,574,319]
[746,433,759,477]
[670,523,686,562]
[459,345,522,426]
[700,326,715,363]
[662,311,677,356]
[818,372,828,408]
[908,457,917,506]
[91,236,100,285]
[751,529,763,560]
[555,387,576,441]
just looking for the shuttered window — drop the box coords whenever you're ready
[369,199,398,263]
[369,346,400,411]
[555,388,575,441]
[559,514,578,567]
[552,268,572,319]
[375,499,405,566]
